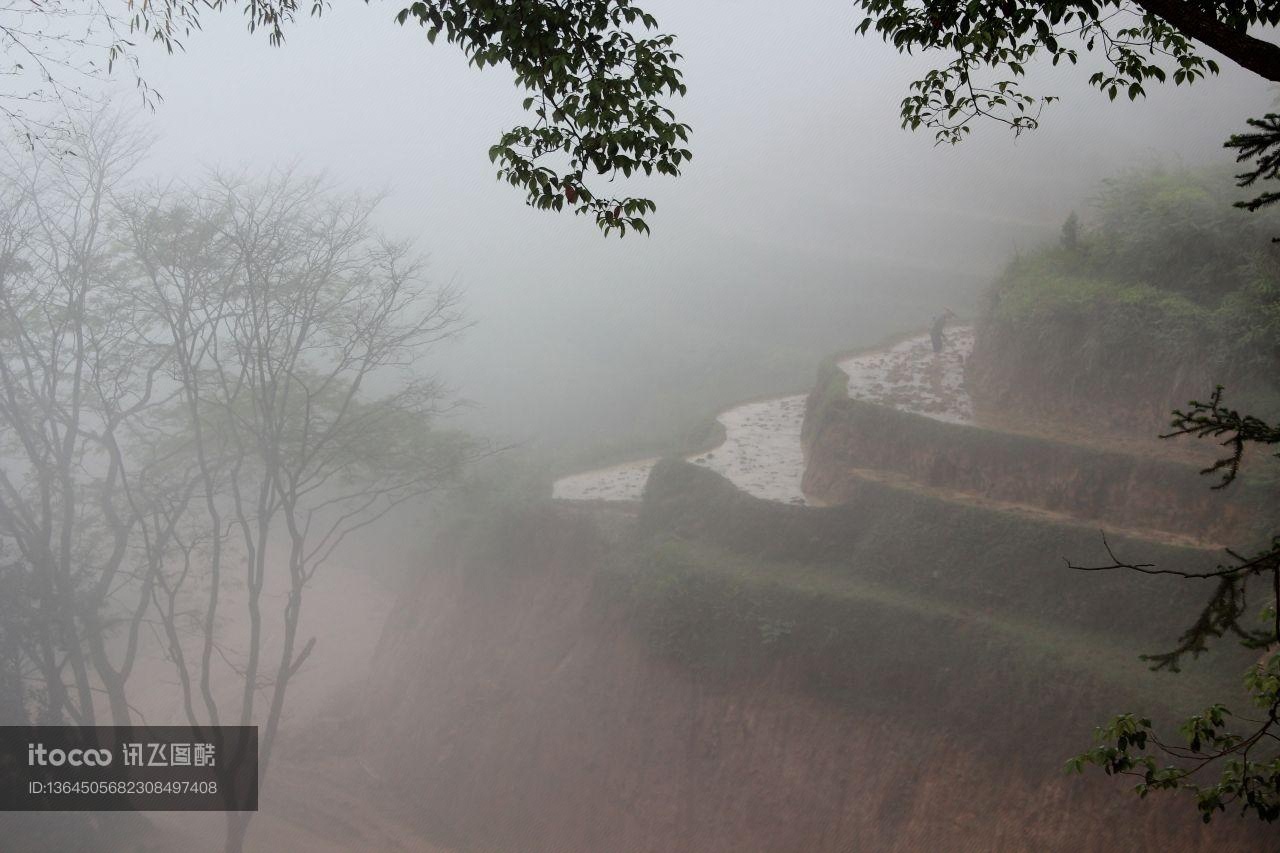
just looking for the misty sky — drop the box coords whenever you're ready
[107,1,1276,452]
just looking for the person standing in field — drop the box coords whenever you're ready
[930,308,957,354]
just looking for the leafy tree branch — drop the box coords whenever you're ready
[850,2,1280,143]
[1066,389,1280,823]
[125,0,692,235]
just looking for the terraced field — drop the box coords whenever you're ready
[552,328,974,503]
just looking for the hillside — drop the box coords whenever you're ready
[356,303,1276,850]
[967,168,1280,438]
[359,482,1267,851]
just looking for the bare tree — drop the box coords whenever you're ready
[119,170,475,851]
[0,108,476,851]
[0,111,168,727]
[0,0,157,142]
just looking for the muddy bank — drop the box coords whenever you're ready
[804,358,1277,546]
[965,308,1278,438]
[361,500,1270,853]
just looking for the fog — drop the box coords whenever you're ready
[124,0,1271,453]
[4,2,1280,851]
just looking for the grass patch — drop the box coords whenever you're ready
[601,531,1256,772]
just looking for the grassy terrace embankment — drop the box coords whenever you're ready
[802,355,1278,547]
[637,458,1250,703]
[385,266,1275,848]
[366,483,1271,852]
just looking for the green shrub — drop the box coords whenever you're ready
[983,168,1280,409]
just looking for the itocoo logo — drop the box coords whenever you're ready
[27,743,113,767]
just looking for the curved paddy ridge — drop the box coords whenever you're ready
[552,328,975,504]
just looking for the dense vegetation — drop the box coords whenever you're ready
[966,168,1280,824]
[979,168,1280,419]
